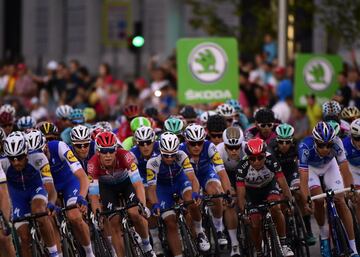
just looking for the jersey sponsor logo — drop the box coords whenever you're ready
[300,149,309,164]
[130,162,137,172]
[14,208,20,217]
[73,188,78,195]
[124,152,133,164]
[35,159,43,167]
[66,150,78,163]
[212,152,224,165]
[146,169,155,181]
[107,202,113,210]
[87,175,93,182]
[183,157,192,170]
[35,187,42,194]
[41,164,52,177]
[129,192,135,202]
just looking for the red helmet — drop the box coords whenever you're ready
[0,111,14,126]
[95,131,117,149]
[245,138,267,155]
[123,105,140,118]
[91,127,104,141]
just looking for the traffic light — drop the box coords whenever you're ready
[128,22,144,52]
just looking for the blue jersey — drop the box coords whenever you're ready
[130,142,160,181]
[342,136,360,167]
[47,140,83,186]
[1,152,52,191]
[298,136,347,170]
[69,140,96,172]
[179,140,225,176]
[146,151,194,186]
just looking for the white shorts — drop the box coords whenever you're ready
[308,158,344,191]
[349,163,360,186]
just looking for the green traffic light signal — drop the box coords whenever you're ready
[132,36,145,47]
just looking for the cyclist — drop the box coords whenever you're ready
[147,132,210,256]
[0,104,16,118]
[114,104,140,142]
[206,114,227,145]
[341,106,360,124]
[37,121,60,141]
[43,137,94,257]
[245,108,277,144]
[236,138,294,257]
[299,121,358,257]
[87,131,156,257]
[55,104,73,133]
[130,126,163,255]
[2,132,60,257]
[226,99,250,130]
[322,100,350,138]
[69,125,95,171]
[180,105,198,125]
[164,117,185,142]
[17,116,36,131]
[216,127,245,257]
[199,110,217,128]
[180,124,231,246]
[122,116,152,150]
[0,111,15,135]
[61,108,87,145]
[216,103,236,128]
[268,123,316,245]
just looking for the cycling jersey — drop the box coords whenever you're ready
[342,136,360,186]
[0,165,5,184]
[216,142,245,187]
[87,148,142,186]
[179,140,224,189]
[298,136,346,170]
[245,126,277,145]
[130,141,160,185]
[114,121,132,143]
[69,140,96,171]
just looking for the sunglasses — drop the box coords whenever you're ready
[162,153,177,159]
[188,141,204,147]
[315,142,334,149]
[352,136,360,142]
[276,139,292,145]
[209,133,223,139]
[137,140,153,146]
[258,123,273,128]
[98,147,116,154]
[8,154,26,161]
[74,143,90,149]
[248,155,265,162]
[225,144,241,151]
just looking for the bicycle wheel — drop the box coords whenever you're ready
[268,220,284,257]
[238,220,255,257]
[203,212,219,256]
[123,227,146,257]
[179,219,199,257]
[348,203,360,252]
[293,210,310,257]
[332,217,352,257]
[92,228,113,257]
[62,237,79,257]
[11,226,22,257]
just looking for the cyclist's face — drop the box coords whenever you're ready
[225,145,241,160]
[352,136,360,149]
[248,154,265,170]
[73,142,90,160]
[208,132,223,146]
[315,141,333,157]
[98,151,116,167]
[277,139,292,153]
[256,122,273,138]
[9,155,28,171]
[138,141,154,158]
[187,141,204,156]
[161,152,177,165]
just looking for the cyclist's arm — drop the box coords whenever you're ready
[236,184,246,213]
[146,163,158,206]
[0,183,11,221]
[299,168,310,204]
[132,180,146,206]
[44,181,57,205]
[277,175,291,200]
[209,143,231,192]
[181,155,200,193]
[217,170,231,193]
[338,160,354,188]
[73,168,90,198]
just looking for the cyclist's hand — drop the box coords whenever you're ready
[240,213,251,225]
[47,202,60,215]
[304,202,313,215]
[151,203,161,217]
[192,192,201,206]
[224,191,235,208]
[76,195,88,214]
[138,203,151,219]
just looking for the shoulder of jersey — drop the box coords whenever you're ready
[299,136,314,149]
[147,155,161,169]
[28,152,48,169]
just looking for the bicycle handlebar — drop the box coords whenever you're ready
[13,211,49,223]
[310,187,351,201]
[245,199,290,212]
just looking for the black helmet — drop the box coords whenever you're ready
[207,114,227,132]
[254,108,275,123]
[180,106,197,119]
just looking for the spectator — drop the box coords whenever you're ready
[14,63,37,108]
[29,97,48,122]
[292,107,310,141]
[263,33,277,64]
[274,66,292,101]
[272,96,292,123]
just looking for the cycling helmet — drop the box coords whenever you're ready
[180,106,197,119]
[216,104,235,118]
[69,109,85,124]
[199,111,217,124]
[351,119,360,137]
[17,116,36,130]
[143,107,159,119]
[164,117,184,135]
[37,122,59,137]
[91,127,105,141]
[83,107,96,122]
[55,105,73,119]
[134,126,155,142]
[327,120,341,136]
[123,104,140,118]
[341,106,360,121]
[245,138,267,155]
[24,129,46,152]
[312,121,336,143]
[0,111,15,125]
[226,99,243,113]
[207,114,227,132]
[95,131,117,149]
[184,124,206,142]
[275,123,294,139]
[223,127,244,146]
[94,121,113,131]
[71,125,91,143]
[130,117,151,133]
[0,127,5,141]
[322,100,341,117]
[0,104,16,117]
[254,108,275,123]
[3,131,28,156]
[159,132,180,153]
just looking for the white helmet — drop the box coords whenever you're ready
[17,116,36,130]
[94,121,113,131]
[223,127,244,146]
[4,131,28,157]
[159,132,180,153]
[0,104,16,117]
[70,125,91,143]
[351,118,360,137]
[24,129,46,152]
[0,127,6,141]
[199,111,217,124]
[55,105,73,119]
[216,104,235,118]
[134,126,155,142]
[184,124,206,142]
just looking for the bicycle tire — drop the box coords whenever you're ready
[124,227,146,257]
[62,237,79,257]
[294,210,310,257]
[203,212,220,256]
[92,228,112,257]
[268,220,284,257]
[332,217,352,257]
[348,203,360,252]
[238,220,255,257]
[179,219,199,257]
[11,226,22,257]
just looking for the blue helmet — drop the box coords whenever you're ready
[69,109,85,124]
[312,121,336,143]
[17,116,36,130]
[226,99,242,112]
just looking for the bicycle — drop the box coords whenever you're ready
[88,210,113,257]
[311,187,353,257]
[0,210,20,257]
[99,200,146,257]
[13,211,50,257]
[161,193,200,257]
[246,199,290,257]
[346,185,360,252]
[238,212,255,257]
